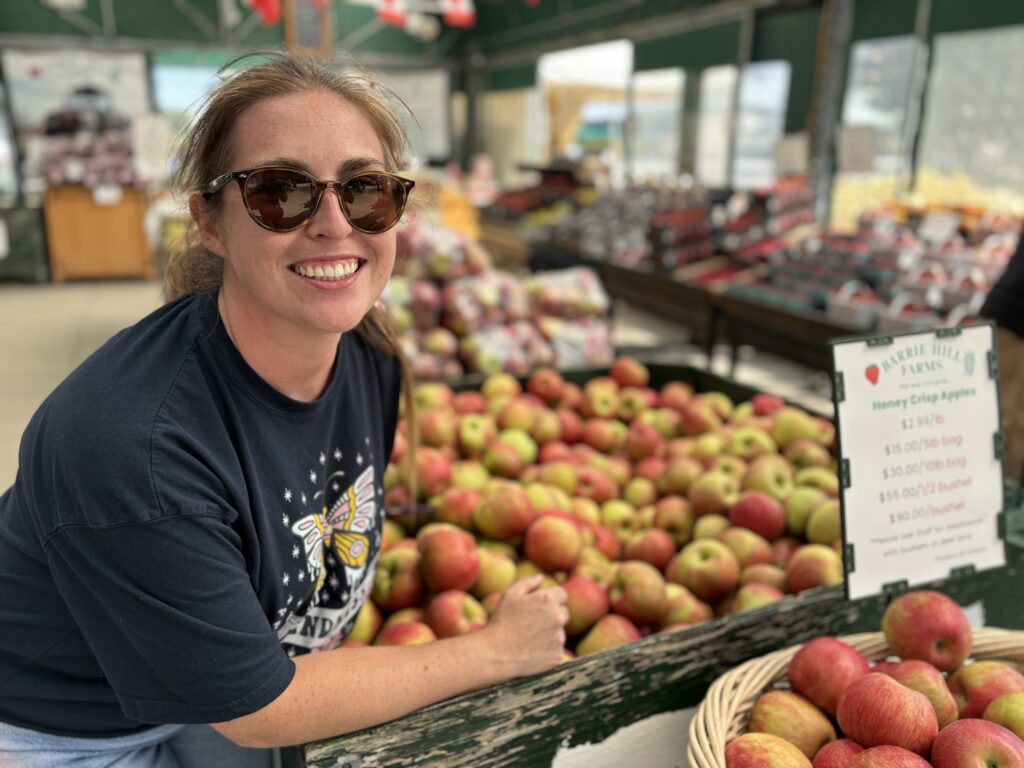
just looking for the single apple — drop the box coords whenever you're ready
[726,425,779,461]
[729,582,785,613]
[881,659,958,728]
[785,486,830,537]
[473,484,535,540]
[806,499,842,547]
[652,495,696,547]
[748,689,837,759]
[949,661,1024,719]
[563,576,610,637]
[424,590,489,639]
[348,600,383,644]
[847,746,931,768]
[688,471,742,517]
[623,527,677,572]
[789,636,870,716]
[930,718,1024,768]
[881,589,973,672]
[417,525,480,593]
[740,563,788,592]
[744,455,796,502]
[730,490,787,541]
[771,406,821,448]
[785,544,844,594]
[371,546,426,612]
[523,514,584,573]
[813,739,864,768]
[719,526,774,568]
[661,582,713,628]
[433,486,483,531]
[526,367,565,405]
[785,438,833,470]
[471,547,518,599]
[984,692,1024,740]
[575,614,642,657]
[657,456,705,496]
[795,466,840,498]
[609,560,668,627]
[693,513,731,540]
[726,732,813,767]
[836,673,938,756]
[374,620,437,646]
[610,356,650,388]
[667,539,741,604]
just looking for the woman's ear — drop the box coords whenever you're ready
[189,193,228,259]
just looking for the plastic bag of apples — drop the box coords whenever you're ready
[688,590,1024,768]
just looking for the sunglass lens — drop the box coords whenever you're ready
[244,169,317,231]
[341,174,406,233]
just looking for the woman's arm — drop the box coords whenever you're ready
[211,576,568,748]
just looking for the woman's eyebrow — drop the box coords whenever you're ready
[248,157,385,176]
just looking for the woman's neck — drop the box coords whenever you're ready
[218,288,339,402]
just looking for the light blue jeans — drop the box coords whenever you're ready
[0,720,281,767]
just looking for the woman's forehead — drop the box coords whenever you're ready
[230,90,385,168]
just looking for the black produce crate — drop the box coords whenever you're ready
[0,207,49,283]
[301,364,1023,767]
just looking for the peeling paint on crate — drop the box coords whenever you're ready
[304,531,1024,767]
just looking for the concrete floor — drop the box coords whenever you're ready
[0,280,832,490]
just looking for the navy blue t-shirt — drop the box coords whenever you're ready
[0,290,400,737]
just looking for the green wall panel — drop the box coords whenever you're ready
[930,0,1024,36]
[485,64,536,92]
[474,0,725,56]
[752,6,821,134]
[0,0,106,38]
[851,0,917,41]
[634,22,741,72]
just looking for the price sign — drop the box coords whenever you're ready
[832,324,1005,600]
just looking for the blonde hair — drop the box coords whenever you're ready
[167,52,418,502]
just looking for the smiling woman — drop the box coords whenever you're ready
[0,53,570,768]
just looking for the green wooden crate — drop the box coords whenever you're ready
[302,544,1023,768]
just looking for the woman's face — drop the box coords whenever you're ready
[199,89,399,341]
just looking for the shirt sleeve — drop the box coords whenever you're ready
[43,511,295,725]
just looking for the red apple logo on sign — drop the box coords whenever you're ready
[865,365,880,385]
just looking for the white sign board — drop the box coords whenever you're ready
[774,133,809,178]
[836,126,876,174]
[832,324,1005,600]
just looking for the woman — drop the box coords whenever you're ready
[0,55,568,767]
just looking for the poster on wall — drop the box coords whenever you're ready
[1,49,150,204]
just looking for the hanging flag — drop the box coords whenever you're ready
[376,0,407,27]
[440,0,475,28]
[247,0,282,26]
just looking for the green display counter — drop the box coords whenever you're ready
[0,207,49,283]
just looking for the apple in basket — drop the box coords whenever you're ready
[747,690,836,759]
[984,692,1024,740]
[812,739,864,768]
[846,745,932,768]
[881,589,973,671]
[930,719,1024,768]
[836,673,938,756]
[948,661,1024,719]
[788,636,870,716]
[725,732,813,767]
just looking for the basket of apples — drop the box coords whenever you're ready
[688,590,1024,768]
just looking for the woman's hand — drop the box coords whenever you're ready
[482,575,569,678]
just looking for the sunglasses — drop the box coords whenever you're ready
[202,166,415,234]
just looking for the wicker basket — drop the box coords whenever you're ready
[687,627,1024,768]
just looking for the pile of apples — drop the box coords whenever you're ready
[356,356,846,657]
[726,590,1024,768]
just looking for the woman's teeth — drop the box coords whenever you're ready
[294,261,360,281]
